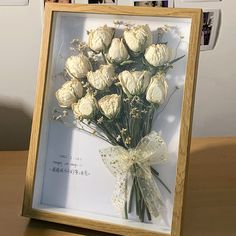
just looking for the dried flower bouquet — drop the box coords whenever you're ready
[54,21,184,223]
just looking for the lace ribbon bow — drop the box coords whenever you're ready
[99,131,168,218]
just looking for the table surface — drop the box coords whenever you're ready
[0,137,236,236]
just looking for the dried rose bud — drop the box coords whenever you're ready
[118,70,151,97]
[64,78,84,97]
[65,54,92,79]
[88,25,115,53]
[146,73,168,104]
[87,64,116,90]
[124,24,152,53]
[144,44,172,67]
[107,38,129,63]
[72,94,97,120]
[55,79,83,108]
[98,94,121,119]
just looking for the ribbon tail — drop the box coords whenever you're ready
[99,146,132,217]
[135,164,163,218]
[112,175,128,215]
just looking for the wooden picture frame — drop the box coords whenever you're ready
[22,3,202,236]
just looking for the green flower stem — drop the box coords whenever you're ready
[121,97,131,139]
[101,51,108,65]
[96,122,120,146]
[151,168,171,194]
[137,182,144,222]
[124,201,128,219]
[133,164,146,222]
[151,167,159,177]
[81,121,110,143]
[134,179,140,216]
[124,178,128,219]
[128,179,135,213]
[170,55,185,65]
[146,203,152,221]
[141,198,145,222]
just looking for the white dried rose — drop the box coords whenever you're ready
[98,94,121,119]
[118,70,151,97]
[55,79,83,108]
[87,64,116,90]
[124,24,152,53]
[56,88,76,108]
[107,38,129,63]
[88,25,115,53]
[63,78,84,97]
[72,94,97,120]
[146,73,168,104]
[65,54,92,79]
[144,44,172,67]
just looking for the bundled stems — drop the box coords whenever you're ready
[128,172,152,222]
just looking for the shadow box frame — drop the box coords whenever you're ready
[22,3,202,236]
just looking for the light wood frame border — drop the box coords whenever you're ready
[22,3,202,236]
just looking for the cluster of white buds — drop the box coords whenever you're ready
[56,24,173,121]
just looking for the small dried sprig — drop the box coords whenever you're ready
[97,116,104,124]
[154,85,180,120]
[130,96,143,107]
[113,20,134,29]
[52,109,68,121]
[116,135,121,142]
[120,128,127,135]
[130,107,141,119]
[125,137,132,145]
[70,39,88,53]
[157,27,166,44]
[52,108,112,145]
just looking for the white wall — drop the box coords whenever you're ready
[0,1,235,150]
[0,0,42,114]
[0,1,42,149]
[174,0,236,136]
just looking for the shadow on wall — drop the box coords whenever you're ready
[0,104,32,151]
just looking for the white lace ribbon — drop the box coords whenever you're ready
[99,131,168,218]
